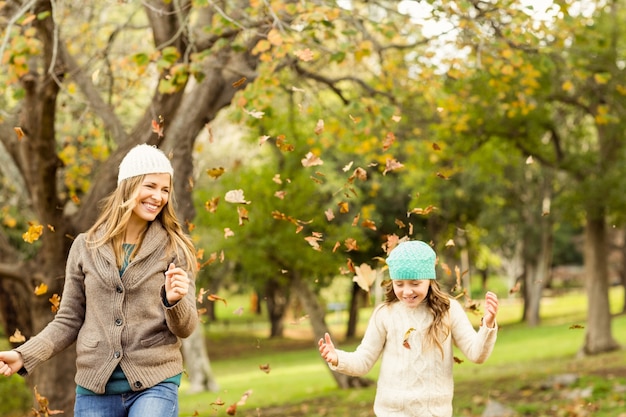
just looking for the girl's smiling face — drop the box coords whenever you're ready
[131,173,171,224]
[392,279,431,307]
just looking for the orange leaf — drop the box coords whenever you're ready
[49,294,61,313]
[207,294,227,305]
[34,283,48,296]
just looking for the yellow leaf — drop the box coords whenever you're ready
[562,80,574,92]
[34,283,48,295]
[594,73,610,85]
[9,329,26,343]
[22,223,43,243]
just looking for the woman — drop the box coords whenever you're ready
[0,144,198,417]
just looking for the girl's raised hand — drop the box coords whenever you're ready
[318,332,338,367]
[483,291,499,328]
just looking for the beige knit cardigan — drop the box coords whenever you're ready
[16,220,198,394]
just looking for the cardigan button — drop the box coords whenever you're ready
[134,381,142,389]
[116,286,123,293]
[115,319,123,326]
[114,351,121,358]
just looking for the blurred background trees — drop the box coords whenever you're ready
[0,0,624,412]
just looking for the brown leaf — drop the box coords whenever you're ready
[259,363,271,374]
[232,77,247,88]
[14,127,25,140]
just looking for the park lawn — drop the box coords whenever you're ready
[0,287,624,416]
[179,287,626,417]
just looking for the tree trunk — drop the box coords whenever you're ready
[346,282,361,339]
[524,178,553,327]
[581,216,620,355]
[181,327,219,393]
[265,279,288,338]
[290,272,373,389]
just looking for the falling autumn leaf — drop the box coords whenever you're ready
[354,263,376,292]
[383,158,404,175]
[206,167,226,179]
[237,206,249,226]
[207,294,228,305]
[301,151,324,167]
[445,239,455,247]
[151,118,164,137]
[14,127,25,140]
[225,189,250,204]
[509,281,521,294]
[382,132,396,151]
[205,197,220,213]
[9,329,26,343]
[232,77,247,88]
[344,238,358,252]
[453,356,464,364]
[325,208,335,221]
[49,294,61,313]
[361,219,377,230]
[432,142,441,151]
[259,135,271,146]
[338,201,349,213]
[403,327,416,349]
[34,283,48,296]
[526,155,534,164]
[259,363,271,374]
[274,190,287,199]
[569,324,585,329]
[314,119,324,135]
[224,228,234,238]
[23,222,43,243]
[391,115,402,122]
[348,167,367,183]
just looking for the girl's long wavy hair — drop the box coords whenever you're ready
[86,175,197,274]
[383,279,451,357]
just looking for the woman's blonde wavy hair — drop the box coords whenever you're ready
[86,174,197,274]
[383,279,451,357]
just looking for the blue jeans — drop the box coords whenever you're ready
[75,382,179,417]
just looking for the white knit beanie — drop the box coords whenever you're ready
[117,144,174,185]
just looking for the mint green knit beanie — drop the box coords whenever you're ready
[386,240,436,280]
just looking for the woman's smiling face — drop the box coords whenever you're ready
[130,173,171,224]
[392,279,431,307]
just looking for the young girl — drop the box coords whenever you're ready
[0,144,198,417]
[319,240,499,417]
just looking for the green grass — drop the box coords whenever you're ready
[1,287,625,417]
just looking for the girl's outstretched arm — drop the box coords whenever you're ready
[483,291,499,328]
[318,332,338,366]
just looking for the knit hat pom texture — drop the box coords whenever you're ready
[118,144,174,185]
[386,240,436,280]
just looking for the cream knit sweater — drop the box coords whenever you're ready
[331,298,497,417]
[15,220,198,394]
